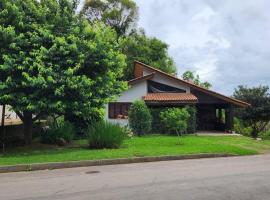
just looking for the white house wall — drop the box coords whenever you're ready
[105,80,147,126]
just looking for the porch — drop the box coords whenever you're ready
[144,93,235,133]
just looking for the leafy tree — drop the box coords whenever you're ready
[233,85,270,138]
[160,108,190,137]
[182,71,212,89]
[120,31,177,80]
[128,100,152,136]
[0,0,126,144]
[82,0,138,36]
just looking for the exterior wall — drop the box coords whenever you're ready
[0,105,21,126]
[105,80,148,126]
[143,68,191,93]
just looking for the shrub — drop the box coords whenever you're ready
[87,121,126,149]
[233,118,253,136]
[41,119,75,145]
[186,106,197,134]
[128,100,152,136]
[160,108,190,136]
[150,108,167,134]
[259,130,270,140]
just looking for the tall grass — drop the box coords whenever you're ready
[41,120,75,144]
[87,121,126,149]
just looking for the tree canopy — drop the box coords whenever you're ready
[182,71,212,89]
[0,0,126,144]
[233,85,270,138]
[82,0,138,37]
[120,31,177,80]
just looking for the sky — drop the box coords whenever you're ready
[134,0,270,95]
[80,0,270,95]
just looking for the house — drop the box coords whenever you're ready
[0,105,22,126]
[106,61,250,132]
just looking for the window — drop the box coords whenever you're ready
[109,103,131,119]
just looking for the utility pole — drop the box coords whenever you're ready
[1,105,6,153]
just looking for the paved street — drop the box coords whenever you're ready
[1,155,270,200]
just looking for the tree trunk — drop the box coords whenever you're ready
[23,112,33,145]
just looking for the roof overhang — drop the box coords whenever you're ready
[128,73,155,85]
[143,93,198,105]
[134,61,250,108]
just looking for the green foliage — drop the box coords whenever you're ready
[82,0,138,36]
[150,108,167,134]
[128,100,152,136]
[160,108,190,136]
[0,0,126,144]
[233,118,253,137]
[186,106,197,134]
[87,121,126,149]
[41,119,75,145]
[233,85,270,138]
[119,31,177,80]
[182,71,212,89]
[259,130,270,140]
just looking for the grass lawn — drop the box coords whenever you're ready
[0,135,270,166]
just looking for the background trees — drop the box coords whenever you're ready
[82,0,138,37]
[233,85,270,138]
[81,0,177,80]
[0,0,126,144]
[119,31,177,80]
[182,71,212,89]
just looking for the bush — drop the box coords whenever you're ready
[186,106,197,134]
[150,108,167,134]
[233,118,253,136]
[41,119,75,145]
[259,130,270,140]
[128,100,152,136]
[160,108,190,136]
[87,121,126,149]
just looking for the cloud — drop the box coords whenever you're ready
[135,0,270,94]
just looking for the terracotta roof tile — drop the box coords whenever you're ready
[143,93,198,103]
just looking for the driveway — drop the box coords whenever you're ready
[1,155,270,200]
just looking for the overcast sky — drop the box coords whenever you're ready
[135,0,270,94]
[80,0,270,95]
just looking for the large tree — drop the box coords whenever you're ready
[120,31,177,80]
[82,0,138,37]
[0,0,126,144]
[233,85,270,138]
[182,71,212,89]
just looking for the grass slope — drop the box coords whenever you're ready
[0,135,270,166]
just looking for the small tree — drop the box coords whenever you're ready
[233,85,270,138]
[128,100,152,136]
[160,108,190,137]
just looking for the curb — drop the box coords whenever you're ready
[0,153,235,173]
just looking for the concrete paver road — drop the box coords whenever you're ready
[1,155,270,200]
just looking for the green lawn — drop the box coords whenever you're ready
[0,135,270,166]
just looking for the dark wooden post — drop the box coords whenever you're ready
[1,105,6,153]
[225,105,233,132]
[218,108,222,124]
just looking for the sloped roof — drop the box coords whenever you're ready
[133,61,250,107]
[128,73,155,85]
[143,93,198,104]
